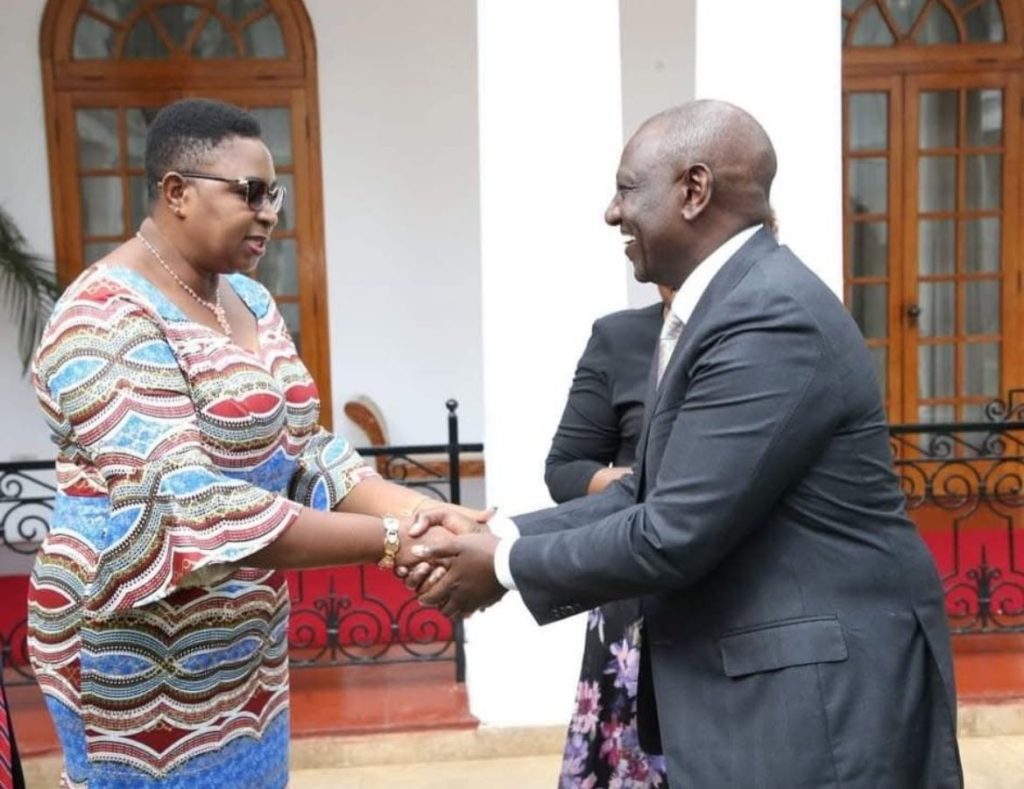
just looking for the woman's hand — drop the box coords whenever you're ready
[586,466,633,495]
[395,506,494,592]
[413,498,494,526]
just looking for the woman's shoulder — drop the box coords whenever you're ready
[52,264,159,318]
[226,273,274,319]
[593,301,664,346]
[35,266,170,381]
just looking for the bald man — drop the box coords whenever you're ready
[410,101,961,787]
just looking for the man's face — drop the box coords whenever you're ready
[604,125,686,285]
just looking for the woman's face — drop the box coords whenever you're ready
[176,136,279,275]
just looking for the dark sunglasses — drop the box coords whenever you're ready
[172,171,286,213]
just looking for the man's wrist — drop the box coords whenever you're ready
[493,533,518,591]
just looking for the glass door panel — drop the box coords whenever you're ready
[843,81,899,415]
[907,76,1012,424]
[72,96,178,268]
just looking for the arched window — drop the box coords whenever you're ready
[841,0,1022,424]
[843,0,1006,46]
[40,0,334,419]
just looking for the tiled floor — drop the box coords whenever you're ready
[288,737,1024,789]
[291,755,560,788]
[288,661,475,737]
[23,735,1024,788]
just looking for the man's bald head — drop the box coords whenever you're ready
[640,100,777,225]
[606,100,778,288]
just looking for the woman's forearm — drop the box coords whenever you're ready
[247,507,386,569]
[335,476,430,518]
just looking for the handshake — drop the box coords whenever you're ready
[390,504,507,618]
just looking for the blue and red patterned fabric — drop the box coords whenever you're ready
[28,265,376,787]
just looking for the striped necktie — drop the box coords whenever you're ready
[656,310,685,386]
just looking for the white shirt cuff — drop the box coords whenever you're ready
[489,513,520,591]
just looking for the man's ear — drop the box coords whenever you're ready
[679,163,713,221]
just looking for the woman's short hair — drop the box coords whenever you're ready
[145,98,262,200]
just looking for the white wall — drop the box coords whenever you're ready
[307,0,485,448]
[0,0,57,462]
[619,0,696,309]
[694,0,843,296]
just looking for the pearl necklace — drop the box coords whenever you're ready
[136,231,231,336]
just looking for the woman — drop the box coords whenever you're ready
[547,288,673,789]
[28,98,472,788]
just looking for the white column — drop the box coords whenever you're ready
[695,0,843,296]
[619,0,697,308]
[471,0,626,726]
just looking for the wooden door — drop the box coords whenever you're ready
[842,0,1024,424]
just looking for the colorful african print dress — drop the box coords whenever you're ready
[28,265,377,788]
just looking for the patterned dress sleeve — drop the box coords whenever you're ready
[34,289,302,620]
[229,274,380,511]
[288,428,379,510]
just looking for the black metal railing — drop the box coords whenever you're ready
[890,389,1024,634]
[0,400,481,685]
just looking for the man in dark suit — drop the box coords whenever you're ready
[408,100,962,787]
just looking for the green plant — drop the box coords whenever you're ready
[0,206,60,375]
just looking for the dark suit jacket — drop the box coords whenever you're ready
[545,302,663,502]
[510,229,962,788]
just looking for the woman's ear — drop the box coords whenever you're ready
[160,173,188,218]
[679,163,713,221]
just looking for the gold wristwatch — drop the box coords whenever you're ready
[378,516,401,569]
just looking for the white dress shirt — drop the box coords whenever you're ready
[493,224,763,590]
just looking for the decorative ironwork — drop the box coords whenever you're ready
[1,614,32,686]
[0,402,479,685]
[287,569,456,666]
[890,389,1024,634]
[0,460,56,554]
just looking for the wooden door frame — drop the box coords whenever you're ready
[843,74,907,420]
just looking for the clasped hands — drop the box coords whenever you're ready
[392,504,506,618]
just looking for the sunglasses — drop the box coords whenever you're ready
[173,171,286,213]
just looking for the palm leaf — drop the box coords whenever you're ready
[0,207,60,375]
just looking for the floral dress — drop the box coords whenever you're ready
[28,265,377,788]
[559,600,668,789]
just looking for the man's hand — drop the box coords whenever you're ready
[395,507,495,592]
[412,532,506,618]
[415,500,495,526]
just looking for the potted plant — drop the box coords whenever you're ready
[0,207,60,375]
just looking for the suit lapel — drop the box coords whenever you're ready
[633,228,780,499]
[632,350,662,500]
